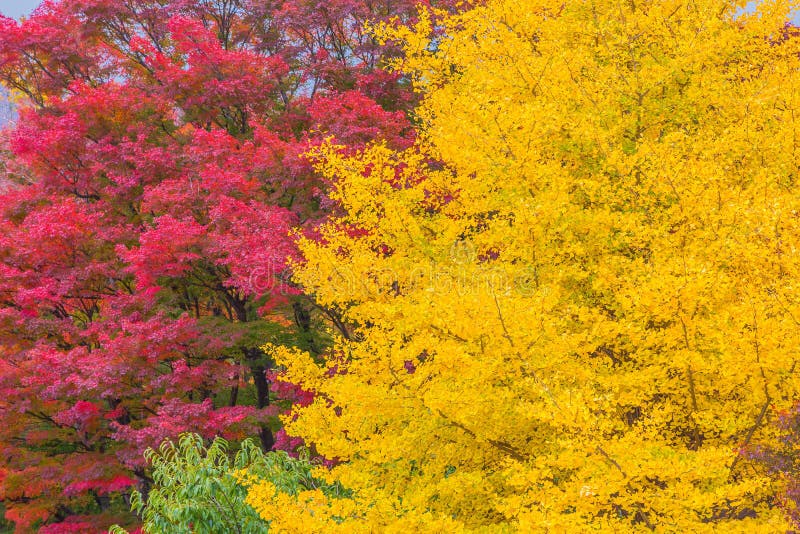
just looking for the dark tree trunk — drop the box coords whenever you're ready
[245,347,274,450]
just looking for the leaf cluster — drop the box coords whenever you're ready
[110,433,340,534]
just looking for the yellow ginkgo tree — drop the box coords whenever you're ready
[245,0,800,530]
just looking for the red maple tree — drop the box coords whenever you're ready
[0,0,445,529]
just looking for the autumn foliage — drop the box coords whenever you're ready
[3,0,800,532]
[0,0,430,530]
[251,0,800,532]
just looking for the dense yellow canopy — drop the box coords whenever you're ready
[247,0,800,530]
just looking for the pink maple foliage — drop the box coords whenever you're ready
[0,0,449,530]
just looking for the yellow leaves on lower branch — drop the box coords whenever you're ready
[241,480,343,534]
[246,0,800,531]
[239,473,464,534]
